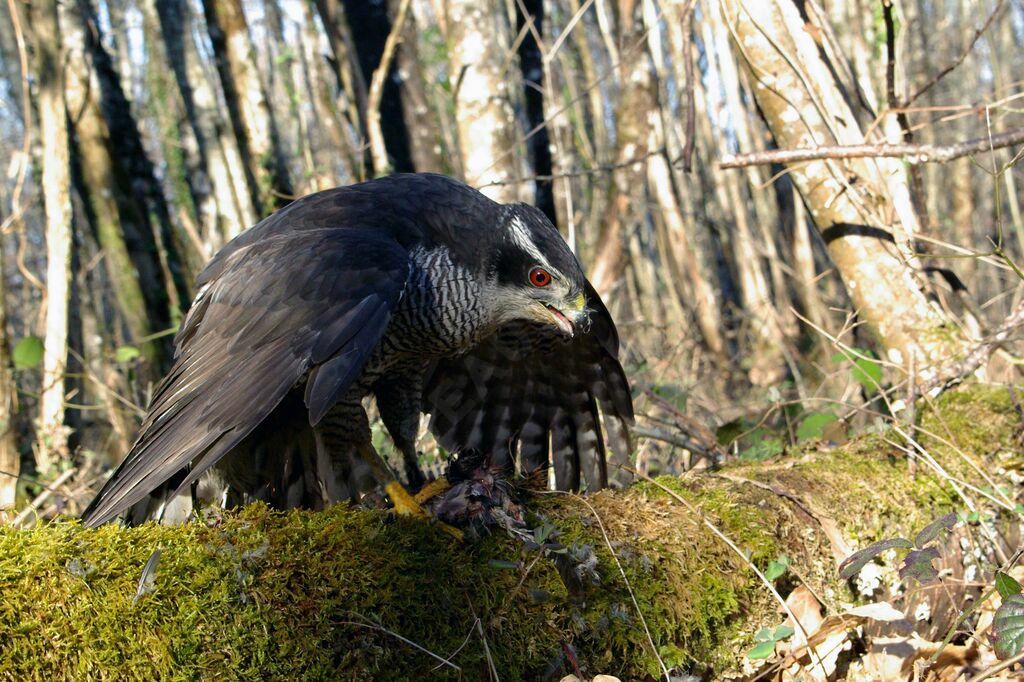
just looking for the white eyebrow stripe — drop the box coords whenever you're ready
[508,215,557,274]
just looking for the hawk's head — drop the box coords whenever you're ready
[489,204,589,338]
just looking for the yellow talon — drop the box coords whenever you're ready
[385,481,463,541]
[413,477,451,504]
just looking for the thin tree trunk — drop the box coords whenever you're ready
[589,0,651,297]
[444,0,524,202]
[390,0,443,173]
[722,0,967,379]
[203,0,293,213]
[31,0,74,471]
[315,0,370,177]
[64,2,169,377]
[0,230,18,510]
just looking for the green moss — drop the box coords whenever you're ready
[1,385,1019,679]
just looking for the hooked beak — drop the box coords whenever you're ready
[538,292,587,339]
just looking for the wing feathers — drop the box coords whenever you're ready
[424,280,633,491]
[82,229,408,526]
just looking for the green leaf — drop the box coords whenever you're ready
[747,640,776,660]
[997,571,1023,600]
[115,346,141,363]
[914,512,957,548]
[839,537,914,579]
[898,547,940,584]
[764,555,790,581]
[12,335,44,369]
[967,511,981,523]
[739,437,784,462]
[832,348,882,394]
[796,412,838,441]
[993,593,1024,659]
[773,625,795,640]
[754,627,774,642]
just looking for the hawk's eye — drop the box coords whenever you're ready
[529,267,552,287]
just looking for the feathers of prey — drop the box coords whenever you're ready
[82,173,634,526]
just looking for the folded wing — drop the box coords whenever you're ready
[82,229,409,526]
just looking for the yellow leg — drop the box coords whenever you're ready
[354,441,460,540]
[413,477,451,504]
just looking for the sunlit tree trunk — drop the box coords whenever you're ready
[299,1,358,185]
[444,0,524,202]
[203,0,293,213]
[722,0,967,379]
[31,0,74,471]
[156,0,258,244]
[589,0,651,297]
[64,2,169,377]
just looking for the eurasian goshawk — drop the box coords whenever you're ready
[82,174,633,528]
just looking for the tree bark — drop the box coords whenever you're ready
[444,0,524,202]
[202,0,293,213]
[30,0,74,471]
[156,0,258,245]
[64,1,171,377]
[0,233,18,510]
[721,0,968,380]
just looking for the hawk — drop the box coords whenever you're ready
[82,174,633,529]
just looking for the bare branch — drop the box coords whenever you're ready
[718,126,1024,169]
[908,0,1007,106]
[366,0,412,176]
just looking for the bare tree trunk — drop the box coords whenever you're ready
[444,0,524,202]
[390,0,443,173]
[157,0,258,245]
[64,3,169,377]
[0,236,18,510]
[202,0,293,213]
[589,0,651,297]
[722,0,967,379]
[31,0,74,471]
[315,0,370,178]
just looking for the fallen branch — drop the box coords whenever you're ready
[718,127,1024,169]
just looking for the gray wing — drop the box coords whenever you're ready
[423,282,633,491]
[82,229,409,526]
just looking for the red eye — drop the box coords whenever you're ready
[529,267,552,287]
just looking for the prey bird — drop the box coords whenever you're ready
[81,174,633,530]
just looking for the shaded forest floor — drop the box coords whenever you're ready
[0,385,1021,680]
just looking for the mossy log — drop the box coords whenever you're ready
[1,387,1020,680]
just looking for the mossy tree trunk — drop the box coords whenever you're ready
[1,387,1018,679]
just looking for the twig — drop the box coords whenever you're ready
[334,616,461,675]
[467,598,498,682]
[718,126,1024,168]
[967,649,1024,682]
[920,297,1024,395]
[908,0,1007,106]
[366,0,411,176]
[11,468,77,528]
[679,0,698,172]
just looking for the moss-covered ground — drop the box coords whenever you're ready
[0,385,1019,680]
